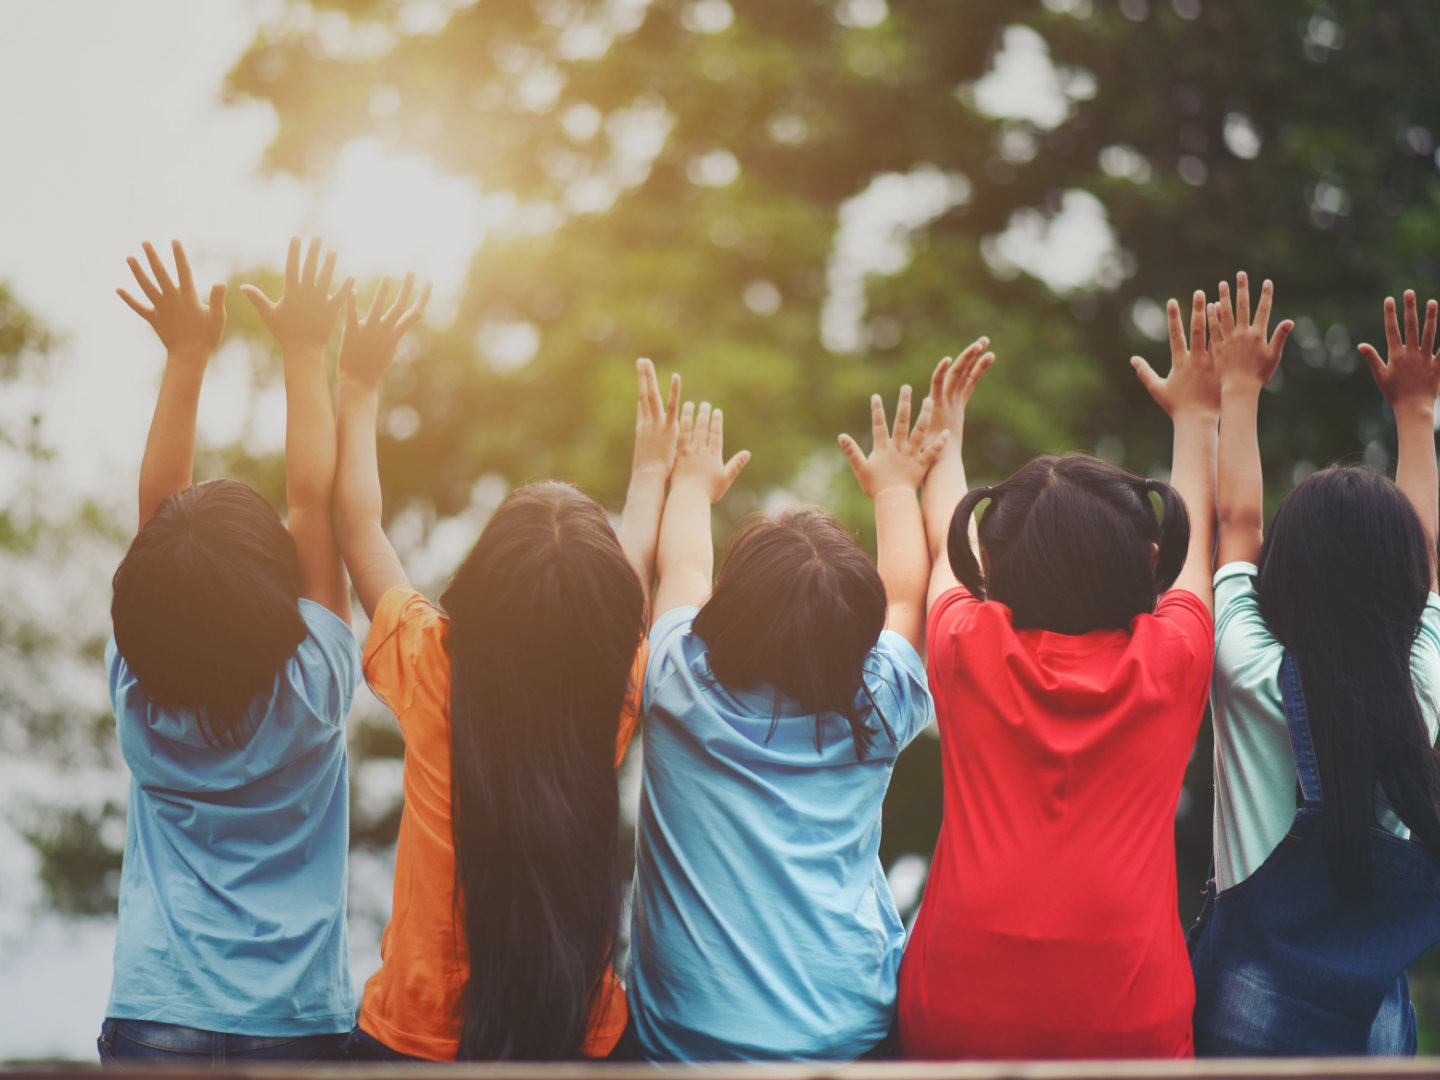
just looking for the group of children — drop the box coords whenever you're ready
[93,236,1440,1065]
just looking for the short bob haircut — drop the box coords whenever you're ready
[111,479,306,747]
[948,454,1189,635]
[693,506,893,758]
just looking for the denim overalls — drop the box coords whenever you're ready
[1188,653,1440,1055]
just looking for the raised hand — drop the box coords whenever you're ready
[1131,290,1221,419]
[633,358,681,480]
[1209,272,1294,391]
[670,402,749,504]
[337,272,432,389]
[928,337,994,437]
[241,237,355,353]
[841,385,949,499]
[118,240,226,358]
[1360,291,1440,412]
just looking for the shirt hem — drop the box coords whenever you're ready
[104,1003,355,1038]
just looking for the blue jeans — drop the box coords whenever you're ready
[341,1025,425,1061]
[98,1018,347,1066]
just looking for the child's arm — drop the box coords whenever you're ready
[1131,288,1230,613]
[240,238,357,622]
[334,274,433,620]
[920,339,995,609]
[1360,290,1440,592]
[614,358,680,611]
[651,402,749,625]
[117,241,227,529]
[1203,274,1294,571]
[840,386,949,652]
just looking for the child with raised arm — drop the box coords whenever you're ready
[331,274,677,1062]
[625,390,941,1061]
[899,319,1218,1059]
[99,239,360,1066]
[1190,277,1440,1056]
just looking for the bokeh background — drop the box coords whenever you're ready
[3,0,1440,1062]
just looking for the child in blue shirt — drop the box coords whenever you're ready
[99,239,362,1066]
[626,390,942,1060]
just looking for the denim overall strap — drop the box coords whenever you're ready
[1277,651,1323,809]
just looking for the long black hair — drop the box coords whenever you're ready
[948,454,1189,634]
[1256,464,1440,897]
[111,479,306,747]
[441,481,645,1060]
[692,507,893,758]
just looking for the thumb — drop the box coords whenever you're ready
[920,429,951,468]
[239,284,275,323]
[1359,343,1386,385]
[1269,319,1295,361]
[838,434,867,478]
[723,450,750,487]
[1130,356,1165,399]
[208,283,227,332]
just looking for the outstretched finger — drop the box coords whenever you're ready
[1130,356,1165,401]
[664,372,681,426]
[394,281,432,336]
[723,450,750,487]
[909,396,935,450]
[678,400,695,444]
[1424,300,1439,359]
[1188,291,1207,356]
[386,273,416,327]
[172,240,195,298]
[1384,297,1403,354]
[945,338,989,400]
[930,356,952,402]
[328,276,357,317]
[1253,278,1275,333]
[919,429,950,469]
[1207,302,1224,354]
[1359,343,1387,385]
[301,237,322,289]
[1166,298,1187,360]
[870,394,889,446]
[284,237,302,291]
[1235,272,1251,330]
[1268,319,1294,361]
[637,358,660,422]
[207,284,227,330]
[345,289,360,331]
[894,385,913,444]
[317,249,338,296]
[709,407,725,454]
[143,243,177,296]
[838,434,869,478]
[695,403,714,449]
[962,352,995,401]
[239,283,276,321]
[1216,281,1235,336]
[1405,290,1421,350]
[366,277,392,323]
[127,257,162,304]
[116,288,155,322]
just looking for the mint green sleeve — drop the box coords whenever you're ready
[1409,594,1440,745]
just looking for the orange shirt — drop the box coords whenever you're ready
[357,586,645,1060]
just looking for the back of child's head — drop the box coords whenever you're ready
[948,454,1190,635]
[111,478,306,748]
[692,506,889,757]
[1256,464,1440,896]
[438,480,645,1060]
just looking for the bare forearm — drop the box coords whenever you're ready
[284,347,337,511]
[1216,385,1263,567]
[1395,401,1439,588]
[922,440,968,563]
[1169,411,1219,609]
[875,487,930,651]
[616,465,668,598]
[138,350,208,527]
[653,482,715,621]
[335,381,385,548]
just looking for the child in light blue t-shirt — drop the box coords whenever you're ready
[100,239,362,1066]
[627,389,943,1061]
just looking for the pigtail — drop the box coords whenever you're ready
[948,487,995,599]
[1143,477,1190,593]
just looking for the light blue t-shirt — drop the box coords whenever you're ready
[1211,563,1440,892]
[627,606,934,1062]
[105,599,362,1036]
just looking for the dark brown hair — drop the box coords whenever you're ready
[948,454,1189,634]
[441,481,645,1061]
[692,506,893,758]
[110,478,306,748]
